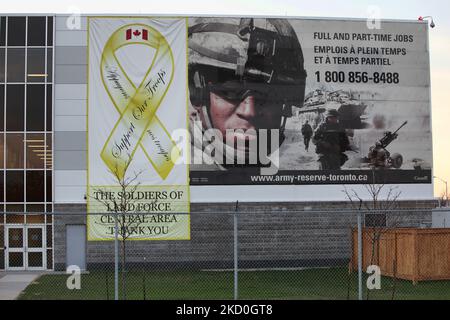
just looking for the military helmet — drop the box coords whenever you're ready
[325,109,340,118]
[188,17,307,109]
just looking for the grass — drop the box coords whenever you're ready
[18,267,450,300]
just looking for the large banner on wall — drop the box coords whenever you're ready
[187,17,433,186]
[87,16,433,212]
[87,17,189,240]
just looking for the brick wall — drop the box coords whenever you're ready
[53,201,436,270]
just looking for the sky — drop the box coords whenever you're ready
[2,0,449,197]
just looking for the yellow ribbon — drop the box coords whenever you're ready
[100,23,180,180]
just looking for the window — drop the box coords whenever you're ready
[47,49,53,82]
[0,136,3,169]
[46,170,52,202]
[26,204,45,213]
[0,17,6,46]
[26,171,45,202]
[7,17,26,46]
[46,133,52,170]
[6,48,25,82]
[6,133,24,168]
[26,133,45,169]
[46,85,52,131]
[0,172,3,202]
[6,171,24,202]
[6,84,24,131]
[27,17,46,46]
[47,17,53,47]
[0,48,5,82]
[0,85,4,131]
[1,15,54,271]
[27,49,46,83]
[6,210,24,221]
[26,84,45,130]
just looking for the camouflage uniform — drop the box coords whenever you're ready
[312,113,350,170]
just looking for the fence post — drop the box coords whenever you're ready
[114,213,119,301]
[357,210,363,301]
[233,211,238,300]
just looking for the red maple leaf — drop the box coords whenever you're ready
[133,30,141,36]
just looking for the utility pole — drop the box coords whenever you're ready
[357,200,363,300]
[434,176,448,207]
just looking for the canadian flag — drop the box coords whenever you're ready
[126,28,149,41]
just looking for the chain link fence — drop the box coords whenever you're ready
[2,206,450,300]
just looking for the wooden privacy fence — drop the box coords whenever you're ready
[351,228,450,284]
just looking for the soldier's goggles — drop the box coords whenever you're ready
[208,81,277,104]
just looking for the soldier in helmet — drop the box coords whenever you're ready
[188,18,307,170]
[301,120,313,151]
[312,109,351,170]
[368,141,389,168]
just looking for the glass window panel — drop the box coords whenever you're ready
[46,225,52,247]
[0,48,5,82]
[46,249,52,269]
[26,214,45,224]
[27,214,45,224]
[45,133,52,170]
[0,133,3,169]
[6,48,25,82]
[6,204,24,212]
[47,49,52,82]
[0,172,3,202]
[28,252,43,268]
[27,227,43,248]
[27,49,46,83]
[6,84,24,131]
[26,133,45,169]
[7,17,26,46]
[8,252,23,267]
[26,84,45,130]
[27,17,46,46]
[7,228,23,247]
[46,205,52,214]
[26,204,44,213]
[26,171,44,202]
[47,17,53,47]
[0,250,4,270]
[6,171,24,202]
[46,85,52,131]
[0,17,6,46]
[6,133,24,168]
[0,84,4,131]
[46,170,52,202]
[0,226,4,247]
[6,213,24,223]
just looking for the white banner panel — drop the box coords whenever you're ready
[87,17,189,240]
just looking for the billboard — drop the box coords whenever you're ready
[87,17,190,240]
[187,17,432,187]
[87,16,433,219]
